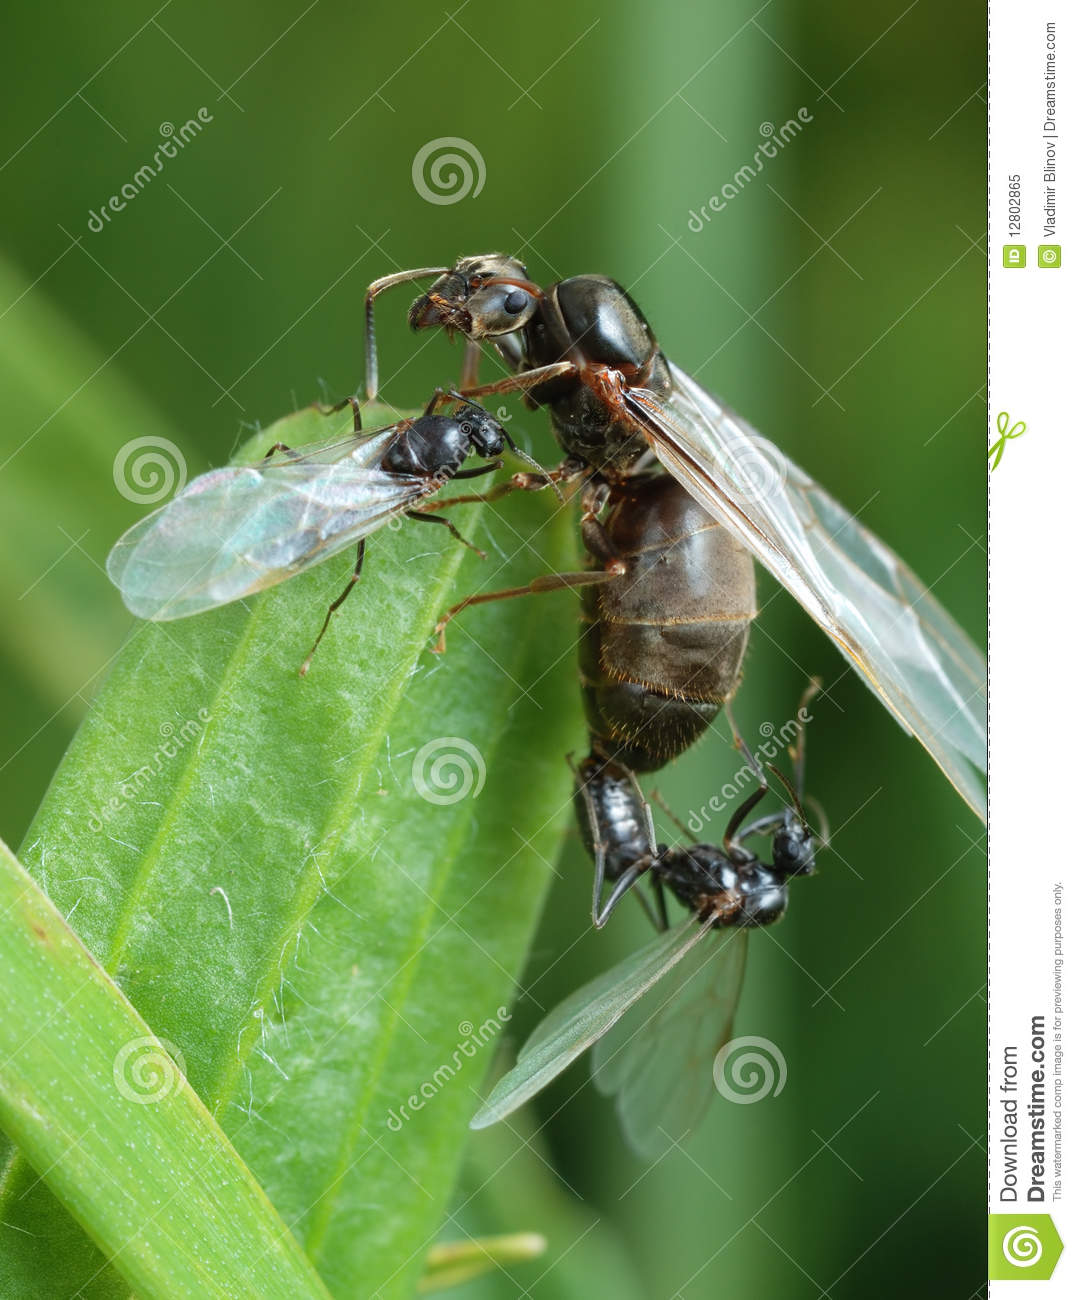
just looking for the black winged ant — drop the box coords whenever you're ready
[468,696,821,1153]
[575,682,821,928]
[364,254,986,821]
[107,390,556,673]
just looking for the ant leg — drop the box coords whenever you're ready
[432,565,624,654]
[572,756,658,928]
[406,510,486,559]
[412,465,569,514]
[460,340,482,390]
[424,361,578,407]
[571,760,614,929]
[649,788,695,840]
[315,395,363,432]
[361,265,444,400]
[736,810,787,841]
[650,877,670,931]
[596,865,650,929]
[418,480,529,511]
[451,463,502,481]
[299,540,366,677]
[262,441,300,464]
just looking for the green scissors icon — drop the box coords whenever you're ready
[988,412,1026,471]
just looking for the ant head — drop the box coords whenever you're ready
[772,811,815,879]
[408,254,542,340]
[455,401,506,458]
[736,863,789,926]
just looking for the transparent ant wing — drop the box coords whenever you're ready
[623,363,986,821]
[107,425,426,620]
[592,928,747,1159]
[470,918,711,1132]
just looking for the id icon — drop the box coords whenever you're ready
[1002,244,1025,268]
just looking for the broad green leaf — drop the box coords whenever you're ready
[1,403,581,1296]
[0,837,332,1300]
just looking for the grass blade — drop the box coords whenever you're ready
[0,836,332,1299]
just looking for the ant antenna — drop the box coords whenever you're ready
[364,266,448,401]
[765,762,808,827]
[790,677,822,799]
[506,440,564,501]
[722,702,769,858]
[726,701,767,787]
[805,795,831,851]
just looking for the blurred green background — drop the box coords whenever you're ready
[0,1,985,1297]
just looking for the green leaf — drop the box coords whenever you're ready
[0,836,333,1300]
[2,403,580,1296]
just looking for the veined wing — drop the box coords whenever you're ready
[231,409,412,468]
[625,363,986,821]
[592,928,747,1160]
[107,426,426,620]
[470,918,712,1131]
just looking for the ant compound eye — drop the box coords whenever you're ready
[503,289,529,315]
